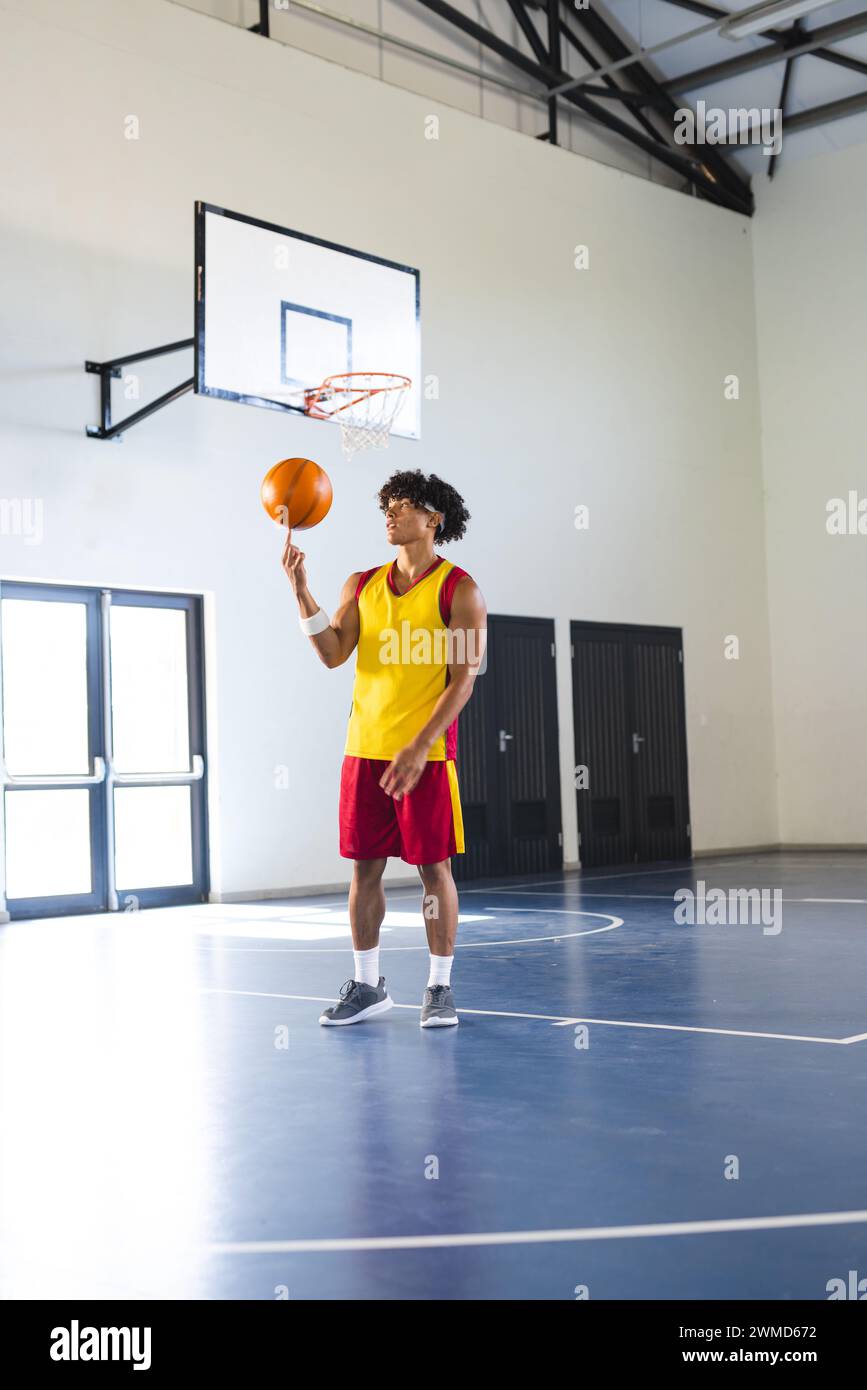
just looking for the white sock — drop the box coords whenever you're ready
[354,946,380,987]
[428,954,453,988]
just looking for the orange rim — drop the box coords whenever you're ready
[305,373,411,421]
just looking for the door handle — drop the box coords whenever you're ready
[498,729,514,754]
[1,755,107,787]
[110,754,205,786]
[632,733,645,755]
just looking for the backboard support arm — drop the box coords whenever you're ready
[85,338,195,440]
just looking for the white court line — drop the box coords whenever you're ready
[201,989,579,1023]
[489,895,867,907]
[192,910,623,953]
[804,898,867,905]
[549,1016,852,1045]
[209,1208,867,1255]
[201,988,862,1044]
[490,905,627,915]
[476,888,867,905]
[298,858,768,908]
[226,857,860,914]
[467,858,768,891]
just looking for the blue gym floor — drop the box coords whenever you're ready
[1,850,865,1300]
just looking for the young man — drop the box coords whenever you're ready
[283,468,486,1028]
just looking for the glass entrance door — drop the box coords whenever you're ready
[0,585,106,914]
[0,583,208,918]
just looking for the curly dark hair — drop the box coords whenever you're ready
[376,469,470,545]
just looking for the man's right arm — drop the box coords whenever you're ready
[282,531,361,669]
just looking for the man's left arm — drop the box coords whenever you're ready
[378,578,488,800]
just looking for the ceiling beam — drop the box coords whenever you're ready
[713,85,867,145]
[564,1,753,210]
[508,0,654,140]
[414,0,753,212]
[655,0,867,77]
[558,6,673,142]
[784,85,867,133]
[506,0,550,67]
[247,0,270,36]
[767,17,802,180]
[665,10,867,92]
[547,0,562,143]
[565,85,663,107]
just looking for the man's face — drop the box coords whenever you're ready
[384,496,438,546]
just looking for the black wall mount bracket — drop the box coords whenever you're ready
[85,338,194,440]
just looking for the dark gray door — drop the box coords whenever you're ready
[571,622,691,869]
[454,615,562,881]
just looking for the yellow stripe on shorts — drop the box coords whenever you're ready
[445,759,464,854]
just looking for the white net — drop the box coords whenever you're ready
[306,373,411,459]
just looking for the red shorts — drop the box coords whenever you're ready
[339,756,465,865]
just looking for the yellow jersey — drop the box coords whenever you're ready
[345,556,470,761]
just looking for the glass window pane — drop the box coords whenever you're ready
[114,786,193,889]
[4,789,92,898]
[110,606,190,774]
[1,600,89,775]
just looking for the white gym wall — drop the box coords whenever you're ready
[1,0,779,901]
[753,144,867,848]
[176,0,688,192]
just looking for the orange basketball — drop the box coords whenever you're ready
[261,457,333,530]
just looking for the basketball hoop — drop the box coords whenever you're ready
[305,372,411,459]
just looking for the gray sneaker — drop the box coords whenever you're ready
[319,977,393,1026]
[420,984,459,1028]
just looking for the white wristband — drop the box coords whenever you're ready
[300,608,330,636]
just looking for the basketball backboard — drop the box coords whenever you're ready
[194,202,421,439]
